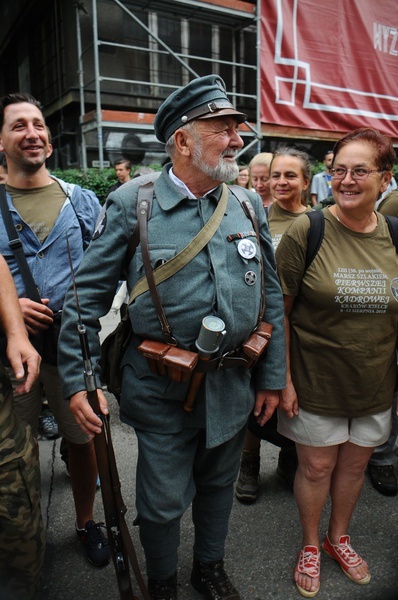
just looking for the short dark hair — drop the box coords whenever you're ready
[0,93,43,131]
[114,158,131,170]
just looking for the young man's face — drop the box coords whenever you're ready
[0,102,52,172]
[115,163,131,183]
[324,153,334,172]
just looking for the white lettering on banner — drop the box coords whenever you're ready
[373,22,398,55]
[333,266,390,313]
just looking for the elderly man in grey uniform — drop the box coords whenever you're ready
[58,75,286,600]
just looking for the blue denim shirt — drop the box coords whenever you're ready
[0,176,101,311]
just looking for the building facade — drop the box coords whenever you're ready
[0,0,259,169]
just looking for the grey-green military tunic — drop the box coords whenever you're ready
[58,164,286,577]
[59,166,285,437]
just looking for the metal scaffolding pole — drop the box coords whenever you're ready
[75,2,88,170]
[92,0,104,168]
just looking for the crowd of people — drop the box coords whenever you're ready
[0,74,398,600]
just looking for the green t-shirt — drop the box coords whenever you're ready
[276,209,398,418]
[8,181,66,244]
[267,202,310,250]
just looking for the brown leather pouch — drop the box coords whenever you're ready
[137,339,171,375]
[137,340,198,381]
[240,322,273,368]
[163,347,199,382]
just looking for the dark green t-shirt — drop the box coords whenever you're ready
[276,209,398,418]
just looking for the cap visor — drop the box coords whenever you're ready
[197,108,247,123]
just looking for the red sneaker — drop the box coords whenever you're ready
[322,533,371,584]
[294,545,320,598]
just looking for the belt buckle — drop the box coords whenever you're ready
[217,351,231,371]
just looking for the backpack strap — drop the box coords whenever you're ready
[384,215,398,254]
[305,210,325,271]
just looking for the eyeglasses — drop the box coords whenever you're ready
[330,167,383,180]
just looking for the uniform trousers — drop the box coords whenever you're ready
[135,425,246,580]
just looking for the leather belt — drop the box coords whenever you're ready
[195,354,249,372]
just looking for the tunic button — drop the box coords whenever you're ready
[244,270,256,286]
[16,223,23,231]
[38,252,44,259]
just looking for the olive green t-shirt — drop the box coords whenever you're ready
[267,202,311,250]
[276,209,398,418]
[7,181,66,244]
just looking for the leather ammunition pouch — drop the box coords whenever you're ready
[137,321,272,382]
[137,340,198,382]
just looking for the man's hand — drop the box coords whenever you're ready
[253,389,280,426]
[19,298,53,335]
[6,333,41,394]
[70,389,109,437]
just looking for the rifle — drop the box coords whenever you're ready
[66,236,150,600]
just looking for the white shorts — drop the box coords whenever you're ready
[277,406,392,448]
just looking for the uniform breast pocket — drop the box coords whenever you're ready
[136,245,177,275]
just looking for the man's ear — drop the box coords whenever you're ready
[174,129,192,157]
[46,143,53,160]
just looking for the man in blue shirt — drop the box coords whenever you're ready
[0,93,110,569]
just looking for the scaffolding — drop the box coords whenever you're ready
[75,0,262,169]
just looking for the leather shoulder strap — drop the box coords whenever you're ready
[229,185,265,325]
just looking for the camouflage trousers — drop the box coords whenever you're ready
[0,434,45,599]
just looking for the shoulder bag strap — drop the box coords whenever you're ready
[0,184,42,303]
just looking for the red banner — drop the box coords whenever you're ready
[261,0,398,139]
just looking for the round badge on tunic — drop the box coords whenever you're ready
[237,239,256,259]
[244,270,257,286]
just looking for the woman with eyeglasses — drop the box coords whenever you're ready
[275,128,398,597]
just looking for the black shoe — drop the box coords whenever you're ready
[148,573,177,599]
[76,520,111,567]
[191,558,240,599]
[276,446,298,490]
[235,449,260,504]
[38,410,60,440]
[368,464,398,496]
